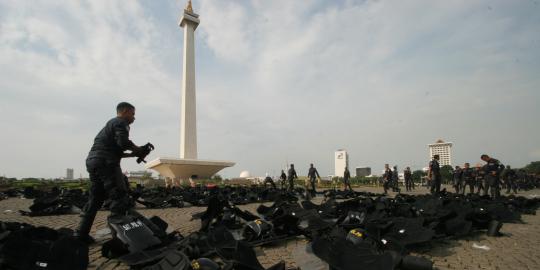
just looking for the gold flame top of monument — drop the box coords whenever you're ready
[186,0,194,13]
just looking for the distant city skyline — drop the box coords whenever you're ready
[1,1,539,179]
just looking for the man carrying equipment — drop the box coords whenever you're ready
[75,102,153,244]
[481,154,503,199]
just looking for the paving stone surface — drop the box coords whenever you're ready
[1,185,539,270]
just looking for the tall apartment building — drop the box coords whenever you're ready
[428,139,453,166]
[334,149,349,177]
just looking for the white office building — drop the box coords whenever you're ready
[334,149,349,177]
[428,139,453,166]
[66,168,74,180]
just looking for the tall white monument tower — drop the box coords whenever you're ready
[146,1,234,185]
[180,0,199,159]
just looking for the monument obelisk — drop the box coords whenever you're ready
[180,0,198,159]
[146,0,234,186]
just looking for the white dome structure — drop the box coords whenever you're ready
[239,171,251,178]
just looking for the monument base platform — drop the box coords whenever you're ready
[145,157,235,180]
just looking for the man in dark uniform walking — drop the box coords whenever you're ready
[475,164,486,194]
[392,165,400,193]
[502,165,517,194]
[452,165,463,194]
[428,155,441,194]
[404,167,412,191]
[287,164,298,191]
[75,102,151,244]
[343,166,352,191]
[383,164,392,194]
[279,170,287,190]
[481,154,502,199]
[461,163,475,194]
[307,163,321,196]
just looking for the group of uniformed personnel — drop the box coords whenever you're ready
[274,163,353,195]
[430,154,515,198]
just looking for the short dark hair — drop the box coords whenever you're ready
[433,155,440,159]
[117,102,135,113]
[480,154,489,159]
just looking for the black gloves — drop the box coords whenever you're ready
[135,142,155,164]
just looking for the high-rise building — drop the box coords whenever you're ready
[428,139,453,166]
[66,168,74,180]
[355,167,371,177]
[334,149,349,177]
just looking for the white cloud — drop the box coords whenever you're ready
[0,0,539,178]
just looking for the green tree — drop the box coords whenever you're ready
[412,170,426,183]
[440,165,453,184]
[523,161,540,174]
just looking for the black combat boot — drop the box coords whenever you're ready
[75,212,97,245]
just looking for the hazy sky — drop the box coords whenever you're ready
[1,0,539,179]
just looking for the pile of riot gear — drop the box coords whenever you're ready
[2,184,540,269]
[20,188,87,216]
[97,190,538,269]
[0,222,89,270]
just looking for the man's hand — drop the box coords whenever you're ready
[135,142,155,163]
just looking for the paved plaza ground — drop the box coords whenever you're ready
[1,185,539,270]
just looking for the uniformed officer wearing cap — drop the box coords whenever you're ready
[481,154,503,199]
[428,155,442,194]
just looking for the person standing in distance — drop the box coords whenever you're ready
[428,155,442,194]
[343,166,353,192]
[383,164,392,194]
[392,165,400,193]
[307,163,321,196]
[502,165,517,194]
[452,165,463,194]
[279,170,287,190]
[461,163,475,194]
[75,102,150,244]
[481,154,502,199]
[287,164,298,191]
[404,167,412,192]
